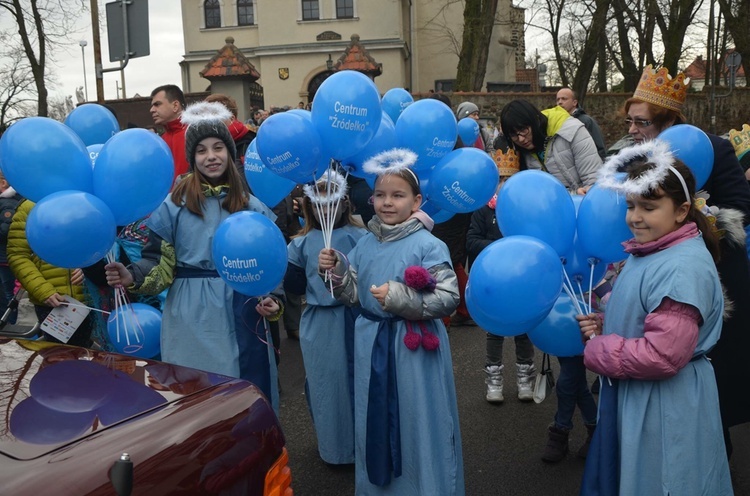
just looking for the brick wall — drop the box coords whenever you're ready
[430,87,750,149]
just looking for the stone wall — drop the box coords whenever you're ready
[426,87,750,150]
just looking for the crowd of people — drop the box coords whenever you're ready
[0,63,749,495]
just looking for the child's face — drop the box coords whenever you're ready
[195,137,229,185]
[310,197,344,226]
[625,189,689,243]
[373,175,422,225]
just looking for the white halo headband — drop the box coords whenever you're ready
[362,148,419,184]
[181,101,232,126]
[303,169,348,205]
[597,140,691,204]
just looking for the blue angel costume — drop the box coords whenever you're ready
[286,225,368,464]
[126,183,280,409]
[326,216,464,495]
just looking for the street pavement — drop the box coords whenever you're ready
[277,321,750,496]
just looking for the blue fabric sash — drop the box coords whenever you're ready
[345,306,358,418]
[174,267,219,278]
[360,309,402,487]
[580,378,619,496]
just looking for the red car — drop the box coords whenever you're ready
[0,337,293,495]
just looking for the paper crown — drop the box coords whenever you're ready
[729,124,750,159]
[633,65,690,113]
[494,148,520,177]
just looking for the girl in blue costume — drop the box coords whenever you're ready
[318,149,464,495]
[576,141,733,495]
[105,102,282,408]
[285,171,367,465]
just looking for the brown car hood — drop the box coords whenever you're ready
[0,339,233,460]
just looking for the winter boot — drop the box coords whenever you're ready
[485,365,504,403]
[577,423,597,459]
[516,363,537,401]
[541,424,570,463]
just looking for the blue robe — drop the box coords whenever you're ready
[347,228,465,496]
[146,192,279,410]
[584,236,732,495]
[287,225,367,464]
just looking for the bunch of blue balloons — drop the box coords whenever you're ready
[0,104,174,269]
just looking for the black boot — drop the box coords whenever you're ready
[542,424,570,463]
[577,423,597,458]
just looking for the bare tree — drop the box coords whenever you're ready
[716,0,750,86]
[0,0,86,117]
[455,0,501,91]
[0,50,36,133]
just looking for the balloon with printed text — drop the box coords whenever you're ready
[244,140,296,207]
[0,117,93,202]
[381,88,413,124]
[311,70,382,160]
[26,191,116,268]
[87,144,103,167]
[395,98,457,172]
[64,104,120,146]
[256,112,322,183]
[212,211,288,296]
[342,113,397,181]
[427,147,499,213]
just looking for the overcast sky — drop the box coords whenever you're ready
[54,0,184,102]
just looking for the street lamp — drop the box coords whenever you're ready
[79,40,89,101]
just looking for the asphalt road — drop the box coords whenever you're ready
[277,322,750,496]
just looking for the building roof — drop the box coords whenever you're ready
[515,68,540,92]
[684,52,745,81]
[200,36,261,81]
[334,34,382,77]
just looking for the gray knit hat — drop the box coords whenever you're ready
[182,101,237,170]
[456,101,479,119]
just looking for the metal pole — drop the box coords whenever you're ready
[708,0,716,134]
[79,41,89,101]
[91,0,105,102]
[120,0,128,98]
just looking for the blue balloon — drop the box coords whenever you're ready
[420,200,455,224]
[466,236,563,336]
[457,117,480,145]
[95,371,166,426]
[381,88,413,124]
[0,117,93,202]
[212,211,287,296]
[577,182,632,263]
[341,113,397,180]
[657,125,714,189]
[528,294,585,357]
[562,233,608,293]
[26,191,116,268]
[93,129,174,226]
[107,303,162,359]
[87,144,103,167]
[64,104,120,146]
[10,397,96,445]
[30,360,114,413]
[396,99,457,172]
[244,140,296,207]
[496,170,576,256]
[428,148,498,213]
[311,70,382,160]
[256,112,322,183]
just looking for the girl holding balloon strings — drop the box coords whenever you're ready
[318,150,464,495]
[622,65,750,457]
[105,102,283,405]
[285,171,367,465]
[576,141,734,495]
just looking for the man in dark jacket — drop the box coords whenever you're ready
[556,88,607,160]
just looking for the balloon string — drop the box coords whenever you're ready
[62,302,110,315]
[588,259,599,312]
[562,267,584,315]
[243,297,280,358]
[575,279,589,314]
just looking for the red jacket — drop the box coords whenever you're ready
[161,119,188,182]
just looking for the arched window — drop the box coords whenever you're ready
[336,0,353,19]
[238,0,254,26]
[204,0,221,28]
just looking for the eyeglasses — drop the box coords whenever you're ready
[625,117,653,128]
[508,127,531,140]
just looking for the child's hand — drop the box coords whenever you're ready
[256,296,280,317]
[576,313,601,342]
[318,248,338,272]
[370,283,389,307]
[70,268,84,285]
[105,262,134,288]
[45,293,67,307]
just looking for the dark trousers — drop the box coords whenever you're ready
[554,355,598,430]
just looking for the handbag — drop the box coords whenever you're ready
[533,353,555,404]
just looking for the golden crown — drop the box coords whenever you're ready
[494,148,520,177]
[633,65,690,113]
[729,124,750,158]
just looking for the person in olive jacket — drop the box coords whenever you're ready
[7,199,92,346]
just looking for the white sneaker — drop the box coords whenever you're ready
[516,363,537,401]
[485,365,504,403]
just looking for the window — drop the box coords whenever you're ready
[204,0,221,28]
[435,80,456,92]
[238,0,254,25]
[336,0,354,18]
[301,0,319,20]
